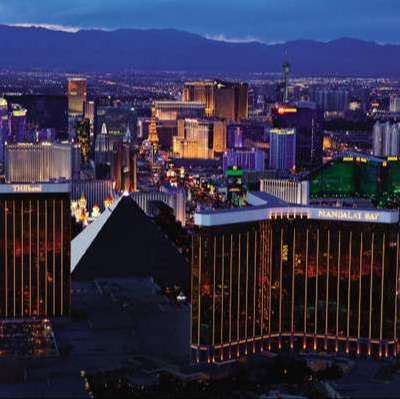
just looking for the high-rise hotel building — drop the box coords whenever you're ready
[154,101,205,121]
[5,142,74,183]
[183,81,248,122]
[192,192,400,362]
[173,119,227,159]
[269,128,296,171]
[67,78,87,116]
[271,104,323,170]
[0,184,71,318]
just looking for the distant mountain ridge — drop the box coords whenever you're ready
[0,25,399,76]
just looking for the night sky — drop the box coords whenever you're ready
[0,0,398,43]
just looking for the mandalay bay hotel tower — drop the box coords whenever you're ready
[191,191,400,363]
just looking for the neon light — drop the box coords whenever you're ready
[277,107,297,115]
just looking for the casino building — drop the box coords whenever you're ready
[192,192,400,362]
[0,184,71,319]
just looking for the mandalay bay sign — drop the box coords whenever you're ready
[317,209,379,222]
[267,207,399,224]
[315,208,398,224]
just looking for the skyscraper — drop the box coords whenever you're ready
[112,143,137,193]
[283,61,290,103]
[389,96,400,113]
[192,192,400,362]
[227,124,244,149]
[183,80,248,122]
[373,121,400,157]
[154,101,205,120]
[67,78,87,116]
[67,78,88,141]
[269,128,296,171]
[173,119,226,159]
[312,89,350,113]
[95,123,119,167]
[260,179,309,205]
[212,120,227,153]
[271,104,323,170]
[223,148,265,172]
[5,142,73,183]
[76,119,91,163]
[84,100,96,148]
[0,183,71,318]
[0,98,9,164]
[10,105,28,142]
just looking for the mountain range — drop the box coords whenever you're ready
[0,25,399,76]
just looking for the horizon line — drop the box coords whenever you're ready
[3,23,398,46]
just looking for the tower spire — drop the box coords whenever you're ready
[283,53,290,103]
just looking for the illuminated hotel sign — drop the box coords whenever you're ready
[268,207,397,224]
[12,184,43,193]
[0,184,70,195]
[270,128,295,135]
[316,209,380,222]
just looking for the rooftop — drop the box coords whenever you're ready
[194,191,399,227]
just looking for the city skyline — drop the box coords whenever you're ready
[0,0,399,44]
[1,2,400,396]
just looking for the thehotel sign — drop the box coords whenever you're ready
[0,184,70,194]
[12,184,43,193]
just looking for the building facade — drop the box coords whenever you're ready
[132,188,186,226]
[223,148,265,172]
[173,119,227,159]
[5,142,73,183]
[269,128,296,171]
[71,179,115,211]
[183,81,248,122]
[154,101,205,121]
[0,184,71,318]
[373,121,400,157]
[390,97,400,113]
[68,78,87,116]
[192,195,400,362]
[260,179,309,205]
[0,98,9,164]
[271,104,323,170]
[10,105,28,143]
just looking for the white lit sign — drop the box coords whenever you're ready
[316,209,380,223]
[0,184,70,195]
[12,185,43,193]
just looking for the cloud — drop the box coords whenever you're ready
[10,23,81,33]
[204,34,264,44]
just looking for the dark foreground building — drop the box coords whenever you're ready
[192,192,400,362]
[72,195,190,293]
[0,184,71,318]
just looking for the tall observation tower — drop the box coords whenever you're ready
[282,60,290,103]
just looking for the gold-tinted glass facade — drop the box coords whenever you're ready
[183,81,248,122]
[0,194,71,318]
[192,217,399,362]
[68,78,87,115]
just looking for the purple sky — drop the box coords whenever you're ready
[0,0,398,43]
